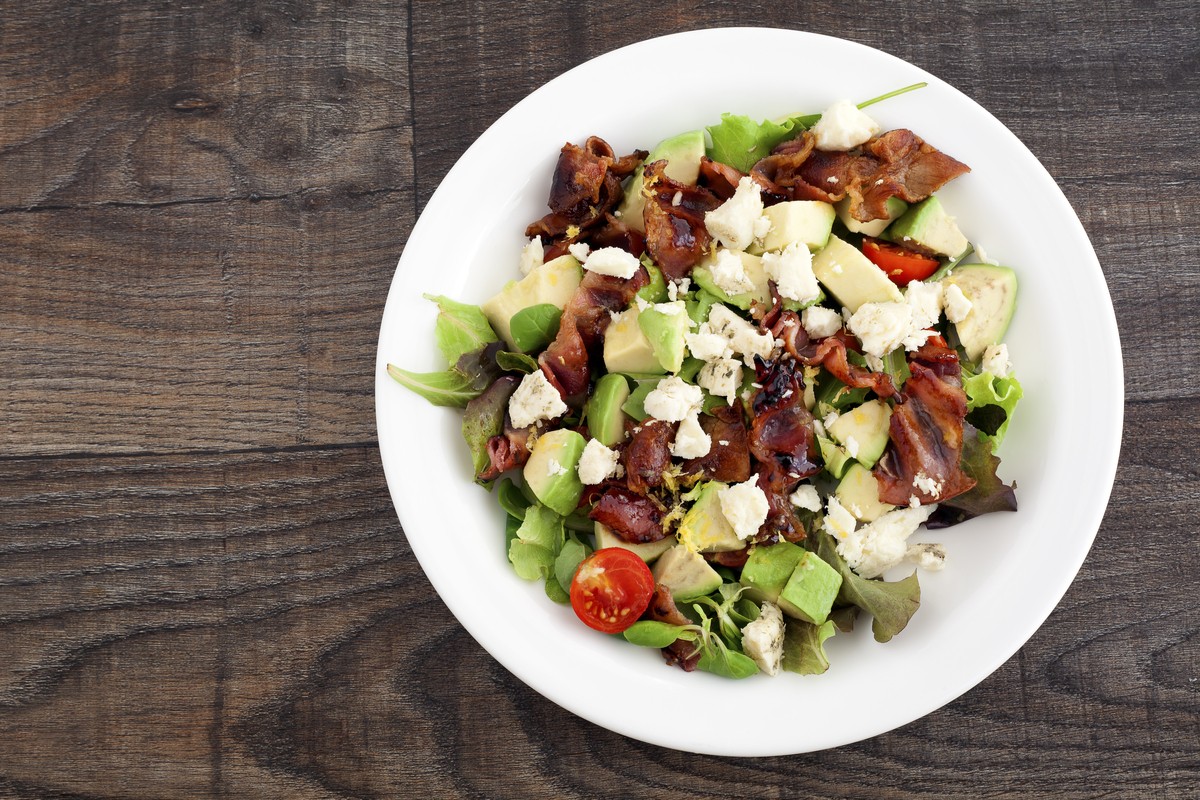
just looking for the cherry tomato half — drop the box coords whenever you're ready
[569,548,656,634]
[862,237,941,287]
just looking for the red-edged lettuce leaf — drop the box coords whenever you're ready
[462,375,519,486]
[927,423,1018,529]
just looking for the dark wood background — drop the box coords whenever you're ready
[2,1,1196,797]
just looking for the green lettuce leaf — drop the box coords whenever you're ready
[706,112,818,172]
[928,422,1019,528]
[496,351,539,374]
[781,619,836,675]
[496,478,532,520]
[817,532,920,643]
[461,375,518,486]
[509,303,561,353]
[507,503,570,599]
[508,539,556,581]
[553,538,591,595]
[514,504,563,551]
[386,363,484,408]
[963,371,1023,450]
[424,293,498,365]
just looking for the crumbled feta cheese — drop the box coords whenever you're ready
[577,439,621,485]
[906,542,947,571]
[822,496,858,541]
[847,301,915,358]
[790,483,822,512]
[667,277,691,301]
[822,410,839,430]
[704,176,767,251]
[652,300,686,316]
[912,471,943,497]
[707,304,775,366]
[686,329,733,361]
[567,241,591,263]
[643,376,703,422]
[844,435,860,459]
[835,505,935,579]
[865,353,885,372]
[697,357,743,405]
[718,439,730,446]
[811,99,881,151]
[670,410,712,459]
[718,479,770,540]
[583,246,640,279]
[802,305,843,339]
[508,369,567,429]
[981,343,1012,378]
[826,176,839,184]
[671,190,683,207]
[709,248,756,296]
[519,237,545,276]
[753,214,773,242]
[942,283,973,324]
[741,601,785,676]
[546,458,568,477]
[812,418,826,438]
[906,280,944,330]
[635,295,651,312]
[762,242,820,304]
[973,244,999,266]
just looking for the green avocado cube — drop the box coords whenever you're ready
[777,551,843,625]
[740,542,806,604]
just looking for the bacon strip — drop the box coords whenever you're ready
[478,417,535,481]
[749,358,821,483]
[873,363,977,506]
[802,336,898,399]
[526,136,648,243]
[588,486,666,543]
[680,405,752,483]
[698,156,745,200]
[641,160,721,280]
[622,420,674,495]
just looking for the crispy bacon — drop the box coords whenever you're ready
[478,417,535,481]
[802,336,898,400]
[623,420,674,494]
[698,156,745,200]
[749,358,821,482]
[646,584,701,672]
[641,160,721,280]
[756,463,806,543]
[873,363,977,506]
[588,486,667,543]
[680,405,752,483]
[770,310,811,359]
[526,137,648,242]
[907,336,962,385]
[538,316,589,401]
[751,132,834,204]
[706,548,750,568]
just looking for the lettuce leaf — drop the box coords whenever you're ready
[781,619,836,675]
[963,371,1023,450]
[387,341,504,408]
[817,532,920,643]
[706,112,818,172]
[424,294,498,366]
[461,375,518,486]
[928,422,1019,528]
[507,503,571,603]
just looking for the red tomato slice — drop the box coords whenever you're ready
[862,238,941,286]
[569,548,656,634]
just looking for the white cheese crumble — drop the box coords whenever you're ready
[643,376,703,422]
[577,439,621,485]
[667,277,691,301]
[635,295,652,312]
[811,100,880,151]
[847,302,916,358]
[709,248,756,296]
[583,246,640,279]
[789,483,822,512]
[704,176,767,251]
[906,279,944,330]
[718,479,770,540]
[707,304,775,366]
[518,237,544,276]
[844,435,860,459]
[670,410,712,459]
[906,542,947,571]
[741,600,785,676]
[671,190,683,206]
[697,357,743,405]
[567,241,591,263]
[802,305,843,339]
[508,369,567,429]
[546,458,568,477]
[821,496,858,541]
[835,505,935,579]
[981,343,1012,378]
[942,283,973,324]
[652,300,686,316]
[912,471,943,497]
[762,242,820,304]
[686,330,733,361]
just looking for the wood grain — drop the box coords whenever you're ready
[1,0,1198,797]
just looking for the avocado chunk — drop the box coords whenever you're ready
[827,399,892,469]
[595,522,674,563]
[885,196,969,258]
[740,541,807,603]
[586,373,631,447]
[603,308,664,375]
[652,544,723,602]
[617,130,707,234]
[812,235,903,312]
[942,265,1018,360]
[636,262,669,303]
[835,462,896,523]
[522,429,586,515]
[835,195,908,238]
[777,551,843,625]
[817,435,854,479]
[638,301,690,373]
[621,377,661,422]
[691,250,770,311]
[482,254,583,351]
[755,200,837,253]
[677,482,744,553]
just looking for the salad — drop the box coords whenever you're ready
[388,85,1022,679]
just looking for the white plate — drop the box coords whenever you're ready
[375,28,1122,755]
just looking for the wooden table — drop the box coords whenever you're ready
[2,2,1196,797]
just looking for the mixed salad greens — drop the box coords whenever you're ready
[389,84,1022,678]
